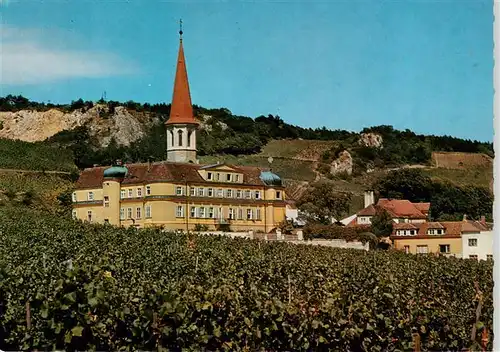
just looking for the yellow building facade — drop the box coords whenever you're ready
[72,28,287,233]
[73,162,287,233]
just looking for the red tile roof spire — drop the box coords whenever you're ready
[166,20,199,126]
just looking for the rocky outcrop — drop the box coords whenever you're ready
[198,114,228,132]
[0,104,160,147]
[358,133,383,148]
[330,150,353,175]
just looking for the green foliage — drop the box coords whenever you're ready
[370,209,394,238]
[0,138,76,172]
[194,224,209,231]
[296,181,352,225]
[373,169,493,221]
[0,208,492,351]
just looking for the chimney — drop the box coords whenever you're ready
[364,190,375,208]
[480,215,486,224]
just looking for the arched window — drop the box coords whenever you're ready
[169,130,174,147]
[187,131,192,147]
[178,130,183,147]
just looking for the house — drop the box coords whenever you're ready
[345,191,430,227]
[72,29,287,233]
[461,217,493,260]
[285,201,305,226]
[391,217,492,258]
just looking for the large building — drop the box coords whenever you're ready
[72,28,287,232]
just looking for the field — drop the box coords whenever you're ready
[432,152,493,169]
[0,208,493,351]
[0,171,73,213]
[0,138,77,172]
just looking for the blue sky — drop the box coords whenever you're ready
[0,0,493,142]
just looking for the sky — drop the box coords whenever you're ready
[0,0,493,142]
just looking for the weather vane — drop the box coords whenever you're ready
[179,19,183,39]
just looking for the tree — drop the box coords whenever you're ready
[370,208,394,238]
[296,181,352,225]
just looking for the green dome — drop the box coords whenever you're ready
[103,165,128,178]
[259,171,282,186]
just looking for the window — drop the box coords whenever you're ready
[187,131,191,147]
[146,186,151,195]
[216,173,220,181]
[255,191,261,199]
[72,210,77,219]
[190,187,196,197]
[487,255,493,261]
[235,174,240,182]
[226,189,233,198]
[226,174,232,181]
[236,190,242,198]
[217,188,223,198]
[247,208,253,220]
[88,191,94,201]
[178,130,183,147]
[120,208,125,220]
[103,196,109,207]
[198,188,204,197]
[218,207,223,219]
[276,191,282,199]
[128,189,133,198]
[87,210,92,222]
[410,230,415,235]
[145,205,151,218]
[137,188,142,197]
[72,192,76,202]
[437,229,443,235]
[176,186,183,196]
[121,189,126,199]
[208,207,214,218]
[176,205,184,218]
[416,245,428,254]
[238,208,243,220]
[208,188,213,197]
[469,255,478,260]
[136,207,142,219]
[439,244,450,254]
[199,207,206,218]
[245,190,251,199]
[207,172,213,180]
[256,208,261,220]
[404,245,410,254]
[229,208,235,220]
[127,208,132,219]
[468,238,478,247]
[190,207,196,218]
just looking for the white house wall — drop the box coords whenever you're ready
[461,231,493,260]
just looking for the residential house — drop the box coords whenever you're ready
[461,217,493,260]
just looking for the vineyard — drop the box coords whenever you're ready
[0,208,493,351]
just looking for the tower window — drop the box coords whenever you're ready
[187,130,192,147]
[178,130,183,147]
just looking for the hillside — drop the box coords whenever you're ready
[0,95,493,217]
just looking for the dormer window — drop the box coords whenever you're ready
[207,172,213,180]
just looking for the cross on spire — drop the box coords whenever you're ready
[179,19,183,40]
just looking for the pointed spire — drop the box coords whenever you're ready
[166,20,198,126]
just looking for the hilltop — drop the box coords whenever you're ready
[0,95,493,215]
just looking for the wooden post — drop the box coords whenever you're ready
[26,301,31,329]
[412,333,421,352]
[288,274,291,304]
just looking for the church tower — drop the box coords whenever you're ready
[166,20,199,163]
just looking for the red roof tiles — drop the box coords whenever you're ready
[75,162,275,189]
[166,38,199,126]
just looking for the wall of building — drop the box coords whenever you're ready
[393,236,462,257]
[461,231,493,260]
